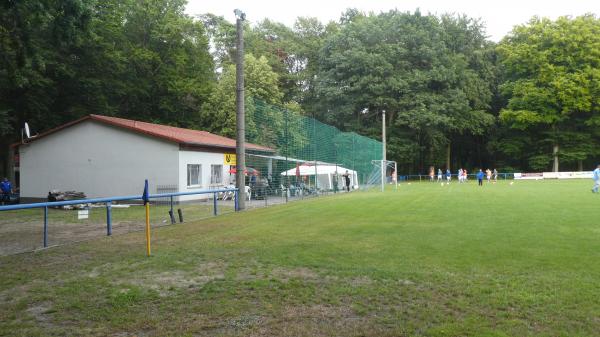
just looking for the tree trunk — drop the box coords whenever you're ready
[446,142,451,170]
[578,160,583,172]
[552,143,559,172]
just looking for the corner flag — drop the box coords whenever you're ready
[142,179,149,205]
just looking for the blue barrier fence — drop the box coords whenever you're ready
[0,188,238,251]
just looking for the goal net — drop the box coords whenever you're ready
[366,160,398,191]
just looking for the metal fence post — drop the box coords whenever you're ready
[106,202,112,236]
[234,190,239,211]
[43,206,48,248]
[169,195,176,224]
[213,192,218,216]
[170,195,174,216]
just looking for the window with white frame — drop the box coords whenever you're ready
[187,164,201,187]
[211,164,223,184]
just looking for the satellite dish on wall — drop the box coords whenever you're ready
[24,122,31,139]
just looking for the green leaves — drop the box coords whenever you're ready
[498,15,600,170]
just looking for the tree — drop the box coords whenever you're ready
[0,0,93,175]
[498,15,600,171]
[201,54,283,138]
[314,10,496,172]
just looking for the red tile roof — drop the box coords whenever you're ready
[15,115,274,152]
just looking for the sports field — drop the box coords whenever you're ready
[1,179,599,336]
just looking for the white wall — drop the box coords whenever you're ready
[178,150,230,201]
[19,120,179,199]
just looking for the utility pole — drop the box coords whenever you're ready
[381,110,386,192]
[234,9,246,210]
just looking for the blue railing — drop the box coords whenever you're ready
[0,187,238,249]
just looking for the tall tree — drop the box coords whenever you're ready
[315,10,495,172]
[0,0,93,175]
[498,15,600,171]
[200,54,283,138]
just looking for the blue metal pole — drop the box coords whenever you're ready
[213,192,218,216]
[106,202,112,236]
[234,190,239,211]
[43,206,48,248]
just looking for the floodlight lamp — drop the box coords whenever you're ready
[234,9,246,20]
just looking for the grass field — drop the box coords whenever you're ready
[1,179,599,336]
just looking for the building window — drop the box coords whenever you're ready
[211,164,223,184]
[187,164,201,187]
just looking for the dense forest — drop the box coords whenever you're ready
[1,0,599,176]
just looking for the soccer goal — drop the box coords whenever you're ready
[366,160,398,191]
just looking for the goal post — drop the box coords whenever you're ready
[368,160,398,191]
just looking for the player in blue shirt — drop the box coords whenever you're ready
[476,169,484,186]
[592,164,600,193]
[446,169,451,183]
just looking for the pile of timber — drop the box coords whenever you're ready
[48,190,89,209]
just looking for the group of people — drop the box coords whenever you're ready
[332,170,353,192]
[430,167,498,185]
[476,169,498,186]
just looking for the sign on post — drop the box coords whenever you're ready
[77,209,89,220]
[224,153,236,165]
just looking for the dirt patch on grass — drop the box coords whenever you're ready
[282,303,356,319]
[271,267,319,281]
[350,275,374,286]
[26,302,55,329]
[117,261,227,295]
[231,304,375,337]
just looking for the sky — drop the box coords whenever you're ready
[186,0,600,41]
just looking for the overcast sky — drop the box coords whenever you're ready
[186,0,600,41]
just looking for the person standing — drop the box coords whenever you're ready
[446,168,451,183]
[486,169,492,183]
[592,164,600,193]
[429,166,435,182]
[493,168,498,182]
[1,178,11,205]
[343,170,351,192]
[437,168,442,182]
[477,169,484,186]
[457,168,463,183]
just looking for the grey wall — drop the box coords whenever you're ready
[19,120,179,199]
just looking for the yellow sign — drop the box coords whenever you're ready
[224,153,236,165]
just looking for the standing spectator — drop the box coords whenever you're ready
[446,169,451,183]
[437,168,442,182]
[1,178,11,205]
[343,170,351,192]
[477,169,484,186]
[592,164,600,193]
[333,173,339,193]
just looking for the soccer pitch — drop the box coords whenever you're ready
[1,179,599,336]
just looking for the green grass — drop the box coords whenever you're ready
[1,179,599,336]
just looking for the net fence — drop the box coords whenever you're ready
[243,99,383,205]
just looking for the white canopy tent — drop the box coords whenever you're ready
[280,165,358,190]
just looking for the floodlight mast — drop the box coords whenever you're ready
[235,9,246,210]
[381,110,386,192]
